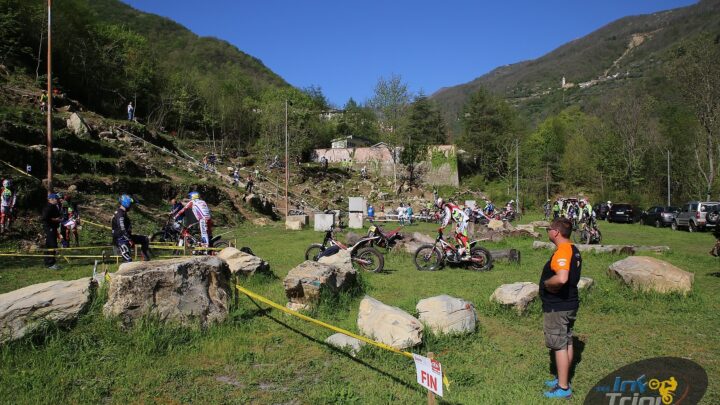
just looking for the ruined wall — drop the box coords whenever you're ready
[313,145,459,187]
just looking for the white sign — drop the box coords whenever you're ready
[413,354,443,397]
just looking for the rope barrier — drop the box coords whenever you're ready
[0,159,38,180]
[235,284,451,390]
[79,219,112,230]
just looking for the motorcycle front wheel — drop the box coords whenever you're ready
[414,245,443,271]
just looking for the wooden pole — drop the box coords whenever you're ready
[285,100,289,217]
[427,352,436,405]
[46,0,53,192]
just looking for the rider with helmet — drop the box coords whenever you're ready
[0,178,17,233]
[578,199,595,227]
[483,199,495,217]
[60,194,80,247]
[174,191,213,247]
[112,194,151,262]
[437,197,471,259]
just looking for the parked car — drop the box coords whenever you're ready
[641,206,679,228]
[673,201,720,232]
[607,203,642,223]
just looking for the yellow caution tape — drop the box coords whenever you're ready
[0,253,121,259]
[80,219,112,230]
[235,284,450,390]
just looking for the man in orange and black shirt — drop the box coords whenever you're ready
[539,217,582,399]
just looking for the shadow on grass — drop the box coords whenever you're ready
[244,297,464,404]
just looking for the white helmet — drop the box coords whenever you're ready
[607,201,612,204]
[2,179,11,188]
[435,197,444,208]
[509,200,515,204]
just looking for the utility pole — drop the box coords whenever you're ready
[667,149,671,207]
[284,99,289,217]
[545,163,549,201]
[46,0,53,192]
[515,139,519,215]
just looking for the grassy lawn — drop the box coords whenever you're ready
[0,217,718,404]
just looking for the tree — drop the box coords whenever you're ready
[667,34,720,201]
[458,87,521,181]
[336,98,379,142]
[367,73,411,142]
[399,95,448,183]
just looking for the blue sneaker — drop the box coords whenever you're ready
[545,377,558,387]
[544,385,572,399]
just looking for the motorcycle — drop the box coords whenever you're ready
[153,220,227,255]
[151,216,183,243]
[413,231,493,272]
[305,229,385,273]
[573,219,602,245]
[363,220,403,250]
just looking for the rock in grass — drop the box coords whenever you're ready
[217,247,270,276]
[357,296,423,350]
[490,282,539,313]
[103,256,231,328]
[608,256,693,294]
[0,278,96,344]
[578,277,595,290]
[416,295,477,335]
[283,260,357,311]
[325,333,365,356]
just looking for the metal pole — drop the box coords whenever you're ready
[285,99,289,217]
[545,163,549,201]
[46,0,53,192]
[667,149,671,206]
[515,139,519,214]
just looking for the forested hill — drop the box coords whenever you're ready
[431,0,720,128]
[88,0,286,89]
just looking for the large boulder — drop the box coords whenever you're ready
[607,256,693,294]
[487,219,505,231]
[490,282,539,312]
[357,296,423,349]
[531,220,551,228]
[416,295,476,335]
[318,248,354,278]
[285,218,304,230]
[103,257,231,328]
[283,260,357,310]
[515,224,535,233]
[66,112,89,136]
[411,232,435,244]
[0,278,95,344]
[217,247,270,276]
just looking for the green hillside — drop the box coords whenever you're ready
[432,0,720,127]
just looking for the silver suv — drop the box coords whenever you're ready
[672,201,720,232]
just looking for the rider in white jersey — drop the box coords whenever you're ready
[175,191,213,247]
[437,197,470,259]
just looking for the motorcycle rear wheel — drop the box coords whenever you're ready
[352,247,384,273]
[305,244,325,261]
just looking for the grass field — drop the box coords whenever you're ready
[0,217,718,404]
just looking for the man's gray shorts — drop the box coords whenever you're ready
[543,309,577,350]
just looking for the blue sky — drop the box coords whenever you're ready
[123,0,697,107]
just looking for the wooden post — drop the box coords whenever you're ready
[427,352,436,405]
[46,0,53,192]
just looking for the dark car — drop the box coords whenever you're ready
[641,206,679,228]
[607,203,642,223]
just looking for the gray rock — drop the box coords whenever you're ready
[325,333,365,356]
[283,260,357,309]
[357,296,423,349]
[416,295,476,335]
[285,219,304,230]
[411,232,435,245]
[490,282,539,313]
[66,112,90,136]
[217,247,270,276]
[608,256,693,294]
[578,277,595,290]
[103,257,231,328]
[0,278,95,344]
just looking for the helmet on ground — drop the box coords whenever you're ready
[119,194,134,209]
[189,191,200,200]
[2,179,11,188]
[435,197,444,208]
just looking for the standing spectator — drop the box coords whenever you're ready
[232,168,240,186]
[245,175,254,195]
[397,203,406,226]
[539,218,582,399]
[39,91,48,113]
[367,204,375,220]
[0,179,17,233]
[543,199,552,220]
[552,200,561,219]
[42,193,62,269]
[26,164,32,175]
[406,204,414,225]
[127,102,134,121]
[169,197,184,223]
